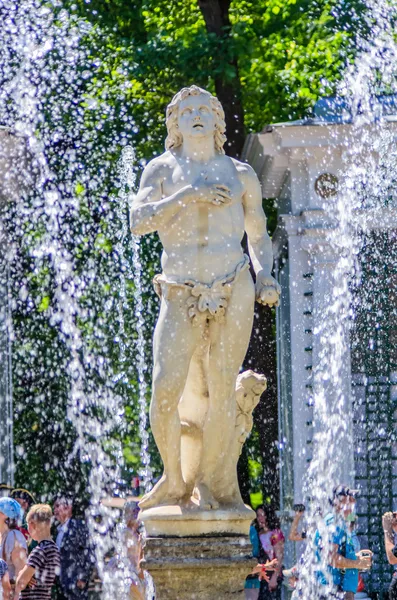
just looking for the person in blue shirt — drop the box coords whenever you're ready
[317,485,372,600]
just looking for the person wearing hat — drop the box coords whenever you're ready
[0,498,28,585]
[10,490,36,520]
[10,489,38,551]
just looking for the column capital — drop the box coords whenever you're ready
[299,231,338,263]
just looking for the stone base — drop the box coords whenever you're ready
[140,504,254,537]
[143,535,256,600]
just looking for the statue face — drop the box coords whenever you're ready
[177,93,215,143]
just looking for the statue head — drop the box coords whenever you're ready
[165,85,226,154]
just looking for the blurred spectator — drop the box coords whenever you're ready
[244,505,284,600]
[0,497,27,583]
[131,477,140,498]
[283,504,307,598]
[314,485,372,600]
[53,495,94,600]
[382,511,397,600]
[0,487,13,499]
[10,489,36,546]
[14,504,60,600]
[329,486,372,600]
[289,504,307,543]
[104,501,154,600]
[0,558,11,600]
[10,490,35,520]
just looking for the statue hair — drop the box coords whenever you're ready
[165,85,227,154]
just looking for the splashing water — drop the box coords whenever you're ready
[297,2,397,598]
[0,257,14,485]
[0,0,141,587]
[117,145,152,494]
[0,0,397,598]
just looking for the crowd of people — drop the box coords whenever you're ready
[1,482,396,600]
[0,486,94,600]
[0,484,278,600]
[243,485,397,600]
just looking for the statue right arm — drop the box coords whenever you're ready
[130,159,194,236]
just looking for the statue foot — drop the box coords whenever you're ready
[194,483,220,510]
[139,475,186,510]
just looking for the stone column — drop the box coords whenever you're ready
[278,215,313,502]
[301,229,355,486]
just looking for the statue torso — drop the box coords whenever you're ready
[157,150,247,283]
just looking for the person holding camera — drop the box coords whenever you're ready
[289,504,307,543]
[382,511,397,599]
[281,504,307,596]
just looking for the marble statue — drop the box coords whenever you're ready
[130,85,280,512]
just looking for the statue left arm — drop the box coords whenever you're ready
[241,164,280,307]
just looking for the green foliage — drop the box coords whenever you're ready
[65,0,363,157]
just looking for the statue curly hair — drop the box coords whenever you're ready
[165,85,227,154]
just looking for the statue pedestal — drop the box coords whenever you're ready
[140,504,255,537]
[144,535,256,600]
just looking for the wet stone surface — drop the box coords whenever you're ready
[144,535,256,599]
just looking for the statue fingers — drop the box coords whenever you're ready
[212,189,232,204]
[213,188,232,200]
[211,197,230,205]
[214,184,231,192]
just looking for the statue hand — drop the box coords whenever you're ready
[255,274,281,307]
[192,173,232,206]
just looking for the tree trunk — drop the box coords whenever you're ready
[197,0,245,158]
[198,0,279,506]
[243,303,279,507]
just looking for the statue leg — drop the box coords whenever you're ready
[196,269,255,509]
[139,293,202,509]
[178,340,210,498]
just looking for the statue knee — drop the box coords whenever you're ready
[209,369,236,397]
[152,375,182,413]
